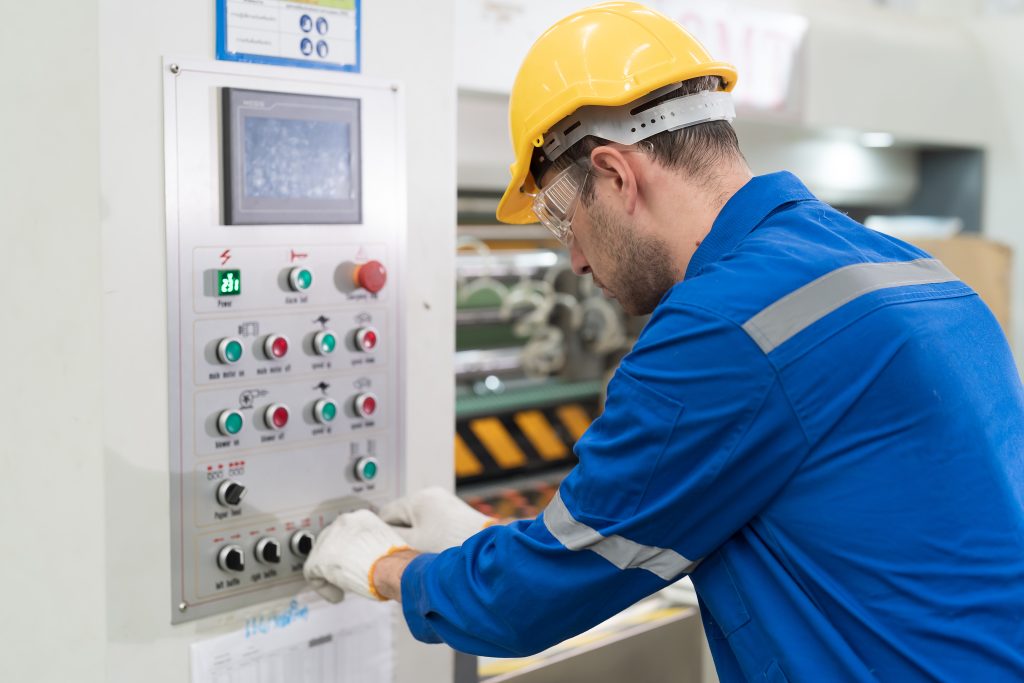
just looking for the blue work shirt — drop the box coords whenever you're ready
[402,172,1024,681]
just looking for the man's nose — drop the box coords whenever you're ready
[569,242,591,276]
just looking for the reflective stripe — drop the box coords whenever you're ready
[543,490,696,581]
[742,258,958,353]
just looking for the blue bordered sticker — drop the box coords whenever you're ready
[216,0,361,73]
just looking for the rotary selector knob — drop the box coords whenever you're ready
[353,260,387,293]
[353,326,379,353]
[314,398,339,424]
[255,537,282,565]
[264,334,290,360]
[264,403,290,430]
[353,392,377,419]
[313,330,338,356]
[354,456,379,483]
[288,266,313,292]
[217,545,245,573]
[290,530,316,557]
[216,480,247,508]
[216,337,245,364]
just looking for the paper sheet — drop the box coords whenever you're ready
[190,597,394,683]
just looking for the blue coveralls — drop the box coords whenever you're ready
[402,172,1024,681]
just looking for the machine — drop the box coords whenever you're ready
[163,59,405,622]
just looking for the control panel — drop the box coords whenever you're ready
[164,60,404,622]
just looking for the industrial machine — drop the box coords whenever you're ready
[163,59,405,622]
[451,229,637,512]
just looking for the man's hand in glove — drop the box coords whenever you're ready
[303,509,416,603]
[379,486,498,553]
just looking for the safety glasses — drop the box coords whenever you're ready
[530,160,590,247]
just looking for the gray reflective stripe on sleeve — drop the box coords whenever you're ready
[543,490,697,581]
[742,258,958,354]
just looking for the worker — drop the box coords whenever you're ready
[304,3,1024,680]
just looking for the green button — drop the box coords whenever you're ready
[295,268,312,290]
[223,411,243,435]
[224,340,243,363]
[362,460,378,480]
[320,401,337,422]
[319,332,337,354]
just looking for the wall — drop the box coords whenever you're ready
[972,15,1024,354]
[0,3,107,681]
[1,1,456,681]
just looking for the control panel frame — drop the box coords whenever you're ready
[163,58,406,624]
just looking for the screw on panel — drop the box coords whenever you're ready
[178,602,188,612]
[169,64,180,74]
[391,84,399,92]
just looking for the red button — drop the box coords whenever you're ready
[354,392,377,418]
[353,260,387,293]
[265,404,290,430]
[265,335,289,359]
[354,327,378,352]
[361,395,376,415]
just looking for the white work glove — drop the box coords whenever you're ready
[379,486,497,553]
[303,509,409,603]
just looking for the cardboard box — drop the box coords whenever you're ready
[911,235,1013,340]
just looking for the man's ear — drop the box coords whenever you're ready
[589,146,639,214]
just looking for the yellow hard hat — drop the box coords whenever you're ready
[496,2,737,225]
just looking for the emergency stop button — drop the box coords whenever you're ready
[353,326,378,353]
[353,260,387,293]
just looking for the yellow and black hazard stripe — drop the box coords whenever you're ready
[455,402,597,484]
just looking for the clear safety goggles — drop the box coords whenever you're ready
[530,160,590,247]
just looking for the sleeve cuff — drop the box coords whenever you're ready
[400,552,443,644]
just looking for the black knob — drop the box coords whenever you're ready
[255,537,282,565]
[217,545,245,573]
[290,530,316,557]
[216,480,247,508]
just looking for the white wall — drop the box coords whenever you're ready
[972,15,1024,354]
[0,3,107,681]
[2,1,457,681]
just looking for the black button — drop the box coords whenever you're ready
[262,541,281,564]
[225,548,244,572]
[296,534,313,556]
[224,483,246,506]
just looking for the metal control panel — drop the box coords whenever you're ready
[164,59,404,622]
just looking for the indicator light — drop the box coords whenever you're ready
[288,267,313,292]
[216,337,244,364]
[265,335,289,360]
[313,330,337,356]
[264,403,290,430]
[217,410,245,436]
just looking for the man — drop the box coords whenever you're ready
[305,3,1024,680]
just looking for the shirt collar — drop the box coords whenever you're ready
[684,171,816,280]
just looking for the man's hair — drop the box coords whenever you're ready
[541,76,745,203]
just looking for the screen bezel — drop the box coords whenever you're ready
[222,87,362,225]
